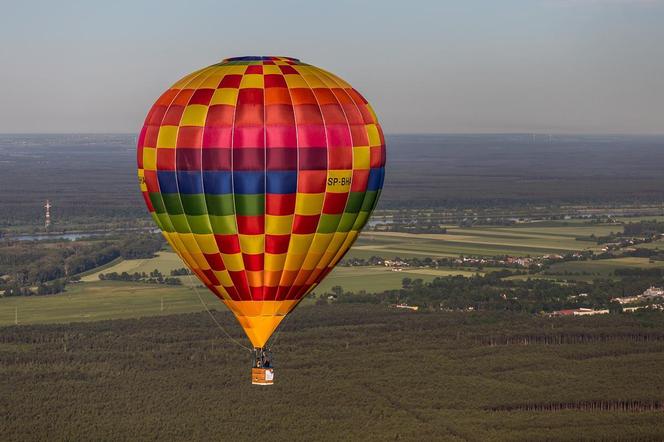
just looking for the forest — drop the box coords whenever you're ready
[1,305,663,441]
[0,234,164,296]
[327,268,664,313]
[2,134,664,229]
[99,269,182,285]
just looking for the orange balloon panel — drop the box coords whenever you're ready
[137,56,386,348]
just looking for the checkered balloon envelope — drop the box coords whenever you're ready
[137,56,386,349]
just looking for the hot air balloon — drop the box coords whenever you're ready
[137,56,385,384]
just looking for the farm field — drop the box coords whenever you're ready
[314,266,478,293]
[504,273,585,283]
[0,282,218,326]
[545,257,664,277]
[80,252,195,284]
[635,238,664,250]
[505,257,664,283]
[2,306,664,441]
[353,224,611,259]
[614,216,664,223]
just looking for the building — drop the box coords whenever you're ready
[383,259,408,268]
[623,304,664,313]
[612,295,641,305]
[611,286,664,305]
[393,304,418,311]
[642,286,664,298]
[549,308,609,317]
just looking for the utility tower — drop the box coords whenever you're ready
[44,200,52,229]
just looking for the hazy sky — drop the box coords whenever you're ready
[1,0,663,134]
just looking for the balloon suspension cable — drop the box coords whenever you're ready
[186,274,252,352]
[267,313,290,349]
[268,296,306,349]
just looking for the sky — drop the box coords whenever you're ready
[0,0,663,134]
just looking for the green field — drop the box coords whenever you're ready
[504,257,664,282]
[81,252,193,283]
[351,224,612,259]
[614,215,664,223]
[635,238,664,250]
[315,266,479,294]
[0,282,219,326]
[546,257,664,277]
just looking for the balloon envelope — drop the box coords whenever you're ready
[137,56,385,347]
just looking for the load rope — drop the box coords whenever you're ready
[186,274,252,352]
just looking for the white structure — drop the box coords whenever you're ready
[44,200,52,229]
[549,308,609,317]
[572,308,609,316]
[612,287,664,305]
[394,304,419,311]
[642,286,664,298]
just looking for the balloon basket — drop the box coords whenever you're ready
[252,367,274,386]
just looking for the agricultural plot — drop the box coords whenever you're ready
[545,257,664,278]
[314,266,478,294]
[504,273,584,283]
[506,257,664,283]
[635,238,664,250]
[0,282,218,326]
[614,216,664,223]
[81,252,190,283]
[458,224,620,240]
[353,224,609,259]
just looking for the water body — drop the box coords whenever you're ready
[9,228,160,242]
[12,232,110,241]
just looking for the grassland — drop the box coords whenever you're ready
[545,257,664,277]
[2,306,664,441]
[80,251,193,283]
[315,266,479,294]
[351,223,613,259]
[503,257,664,283]
[635,238,664,250]
[0,282,219,326]
[614,215,664,223]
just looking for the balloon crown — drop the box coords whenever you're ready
[222,56,301,63]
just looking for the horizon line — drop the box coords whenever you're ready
[1,131,663,137]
